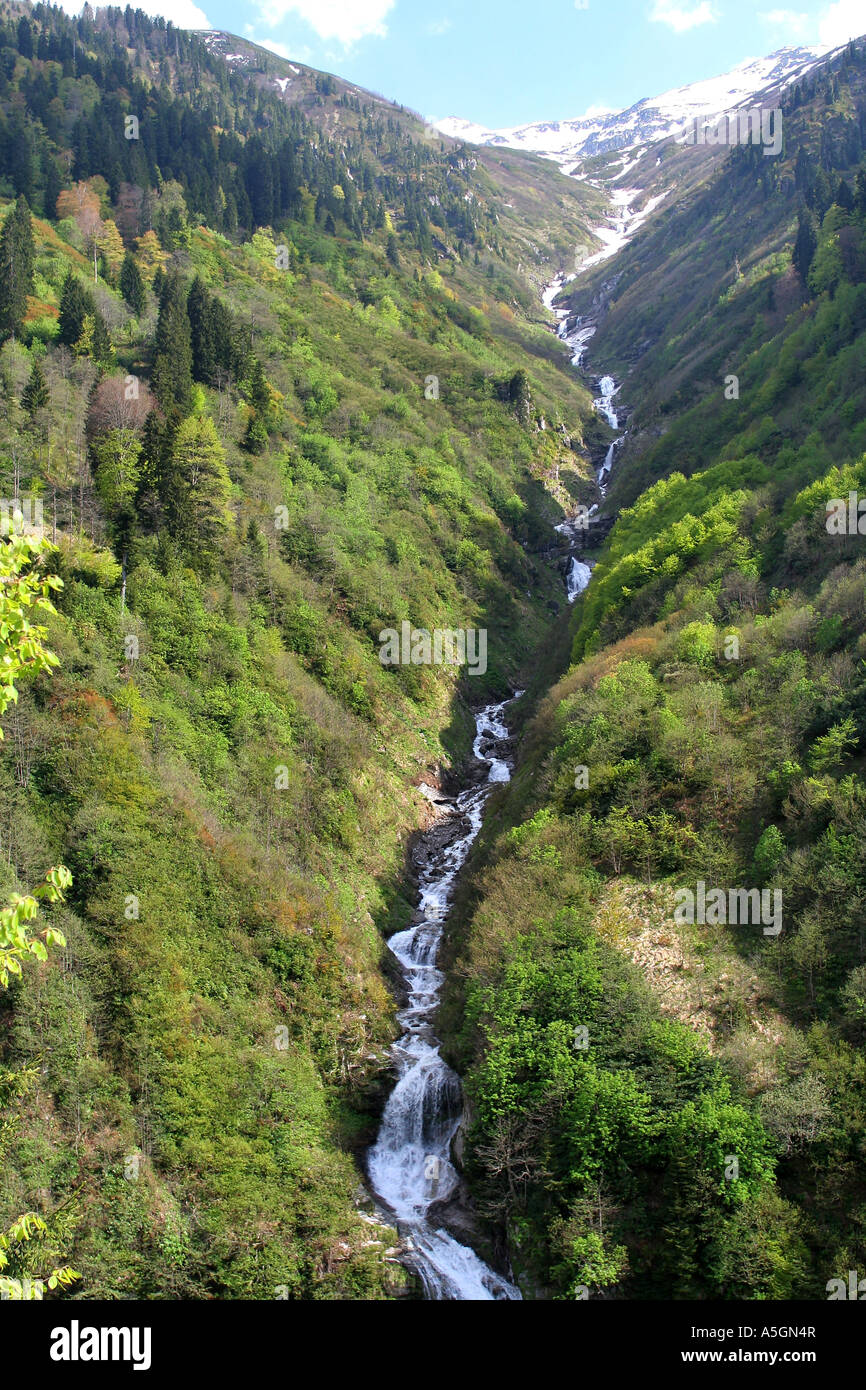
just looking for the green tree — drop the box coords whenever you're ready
[168,413,232,563]
[243,413,269,454]
[187,274,215,384]
[808,716,858,772]
[508,368,532,424]
[92,428,142,515]
[119,250,146,316]
[57,271,100,349]
[753,825,785,881]
[21,358,49,416]
[152,271,193,413]
[73,311,113,366]
[0,195,34,341]
[92,428,142,612]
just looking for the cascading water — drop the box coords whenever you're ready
[597,435,626,495]
[543,273,596,366]
[565,556,593,603]
[543,276,628,521]
[367,698,522,1301]
[594,376,620,430]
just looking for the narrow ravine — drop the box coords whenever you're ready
[367,698,523,1301]
[366,217,635,1297]
[543,270,628,504]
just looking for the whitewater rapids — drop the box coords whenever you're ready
[367,699,522,1301]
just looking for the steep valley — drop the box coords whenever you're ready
[1,2,866,1314]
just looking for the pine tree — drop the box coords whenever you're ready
[243,414,268,454]
[245,356,271,415]
[0,196,34,341]
[57,271,92,347]
[120,251,145,315]
[187,275,216,384]
[58,271,112,362]
[152,272,193,413]
[90,312,114,366]
[21,359,49,416]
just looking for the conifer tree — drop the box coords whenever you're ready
[152,271,193,413]
[57,271,92,347]
[187,275,216,384]
[21,358,49,416]
[0,196,34,341]
[119,251,145,315]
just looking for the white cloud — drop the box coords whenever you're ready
[427,18,452,35]
[582,103,616,118]
[819,0,866,46]
[58,0,211,25]
[256,0,396,44]
[758,8,811,34]
[650,1,717,32]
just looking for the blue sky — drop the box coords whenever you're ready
[63,0,865,127]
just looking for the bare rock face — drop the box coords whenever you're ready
[410,814,472,873]
[427,1186,482,1250]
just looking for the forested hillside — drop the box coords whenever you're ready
[0,1,602,1298]
[439,38,866,1299]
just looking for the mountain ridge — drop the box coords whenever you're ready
[436,42,848,170]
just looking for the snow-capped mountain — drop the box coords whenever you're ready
[436,44,843,170]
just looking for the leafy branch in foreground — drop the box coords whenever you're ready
[0,866,72,988]
[0,528,78,1299]
[0,529,63,729]
[0,1214,80,1301]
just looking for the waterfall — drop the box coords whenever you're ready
[594,375,620,429]
[565,556,593,603]
[367,699,523,1301]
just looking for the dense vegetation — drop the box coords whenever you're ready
[4,1,866,1304]
[0,2,598,1298]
